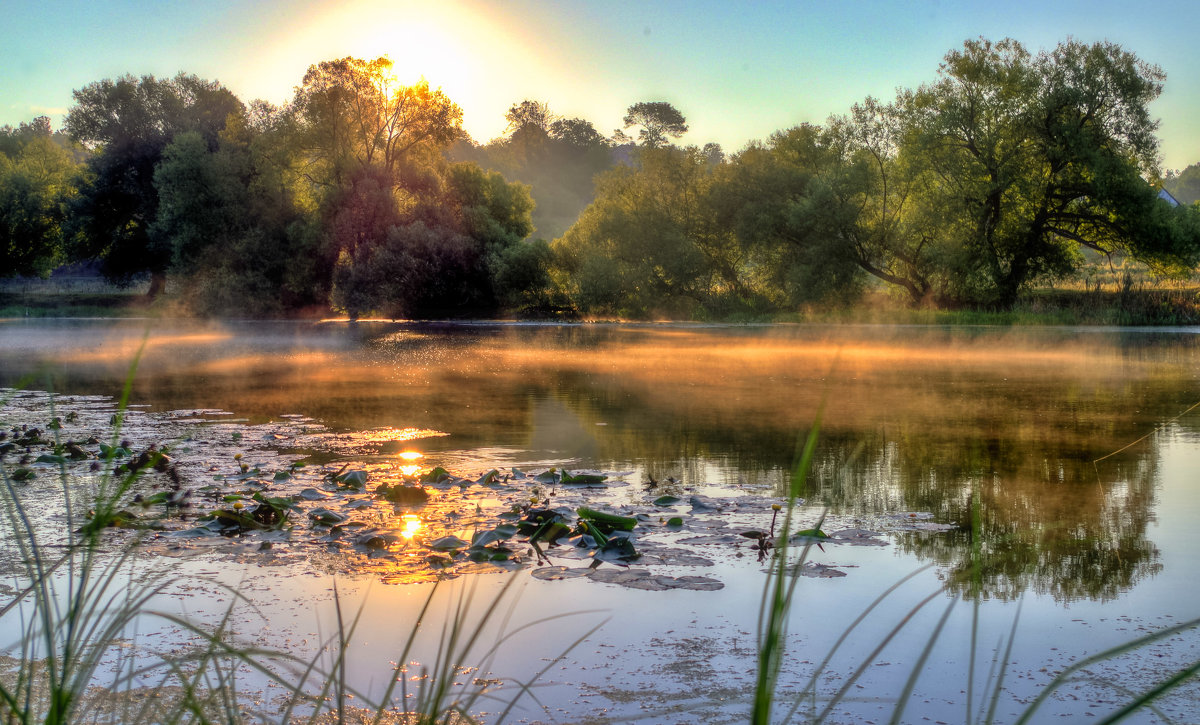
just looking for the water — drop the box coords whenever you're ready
[2,318,1200,722]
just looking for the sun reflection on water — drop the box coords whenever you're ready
[400,514,423,540]
[398,450,424,477]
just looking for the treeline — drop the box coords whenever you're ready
[3,38,1200,319]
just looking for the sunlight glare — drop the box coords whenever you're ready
[400,514,422,540]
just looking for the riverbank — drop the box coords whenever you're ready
[5,275,1200,326]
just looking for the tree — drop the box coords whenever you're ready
[449,108,614,241]
[622,101,688,148]
[709,124,868,307]
[291,57,462,189]
[505,100,556,134]
[0,118,86,277]
[1165,163,1200,205]
[65,73,243,295]
[549,118,607,149]
[892,37,1199,306]
[329,162,535,319]
[552,146,738,317]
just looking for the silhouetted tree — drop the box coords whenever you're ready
[622,101,688,148]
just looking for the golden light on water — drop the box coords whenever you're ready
[358,428,448,444]
[400,515,423,540]
[398,450,424,477]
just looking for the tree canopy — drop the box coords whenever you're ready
[622,102,688,148]
[4,39,1198,321]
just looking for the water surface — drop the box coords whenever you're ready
[3,318,1200,720]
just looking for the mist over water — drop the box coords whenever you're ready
[4,318,1200,604]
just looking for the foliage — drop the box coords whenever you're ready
[450,100,613,241]
[329,161,535,319]
[892,37,1199,306]
[0,118,86,278]
[65,73,243,295]
[5,39,1197,320]
[290,56,462,190]
[1164,162,1200,205]
[552,145,745,317]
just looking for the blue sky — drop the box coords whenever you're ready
[3,0,1198,168]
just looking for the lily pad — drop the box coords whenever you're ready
[334,470,369,489]
[530,566,591,581]
[429,535,470,551]
[377,483,430,504]
[562,471,606,484]
[419,467,451,484]
[308,507,348,525]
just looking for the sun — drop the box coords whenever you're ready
[241,0,554,145]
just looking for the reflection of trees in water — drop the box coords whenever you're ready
[805,432,1161,602]
[541,359,1177,603]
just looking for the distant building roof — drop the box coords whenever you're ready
[1158,187,1182,206]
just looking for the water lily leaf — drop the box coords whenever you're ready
[36,454,67,464]
[531,520,572,545]
[298,488,329,501]
[471,529,503,548]
[419,466,450,483]
[653,495,682,506]
[794,528,829,539]
[12,468,35,481]
[534,470,559,483]
[577,507,637,532]
[308,507,347,525]
[354,530,399,549]
[562,471,606,484]
[98,444,131,458]
[666,517,684,528]
[429,535,470,551]
[476,469,500,484]
[335,470,368,489]
[377,483,430,504]
[593,537,640,563]
[273,471,291,481]
[494,523,519,538]
[530,566,590,581]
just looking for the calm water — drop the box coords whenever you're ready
[3,318,1200,720]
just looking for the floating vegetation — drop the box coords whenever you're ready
[1,387,939,590]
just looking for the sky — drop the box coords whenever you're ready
[3,0,1198,169]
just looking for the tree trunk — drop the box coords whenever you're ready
[146,271,166,300]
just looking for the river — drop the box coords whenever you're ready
[2,318,1199,723]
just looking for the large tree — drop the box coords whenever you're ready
[329,162,535,319]
[449,103,613,241]
[552,146,739,317]
[894,37,1199,306]
[291,57,462,190]
[65,73,243,295]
